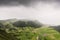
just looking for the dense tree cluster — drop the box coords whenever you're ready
[13,20,42,28]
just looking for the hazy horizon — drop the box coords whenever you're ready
[0,0,60,26]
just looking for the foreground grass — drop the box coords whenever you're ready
[4,27,60,40]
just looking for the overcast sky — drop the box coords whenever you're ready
[0,0,60,26]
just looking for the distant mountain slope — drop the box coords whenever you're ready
[49,25,60,32]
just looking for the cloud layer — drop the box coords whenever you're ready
[0,0,60,6]
[0,0,60,25]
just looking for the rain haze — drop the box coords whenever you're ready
[0,0,60,26]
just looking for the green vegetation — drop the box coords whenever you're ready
[0,19,60,40]
[0,29,17,40]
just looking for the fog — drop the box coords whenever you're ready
[0,0,60,26]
